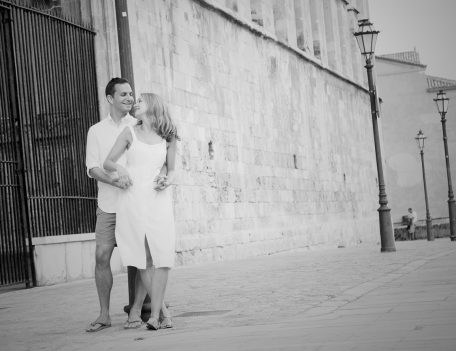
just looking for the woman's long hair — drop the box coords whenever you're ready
[141,93,179,142]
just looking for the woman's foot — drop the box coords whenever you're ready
[146,319,160,331]
[124,310,143,329]
[159,316,173,329]
[159,304,173,328]
[124,319,144,329]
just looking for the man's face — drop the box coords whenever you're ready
[108,83,133,114]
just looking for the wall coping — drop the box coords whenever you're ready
[197,0,369,94]
[32,233,95,246]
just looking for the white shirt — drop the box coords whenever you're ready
[86,114,137,213]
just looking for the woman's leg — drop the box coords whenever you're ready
[138,238,170,329]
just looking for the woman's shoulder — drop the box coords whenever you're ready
[119,125,135,141]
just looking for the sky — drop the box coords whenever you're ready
[368,0,456,80]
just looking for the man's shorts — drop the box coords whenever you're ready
[95,207,116,246]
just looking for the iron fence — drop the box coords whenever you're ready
[0,0,99,286]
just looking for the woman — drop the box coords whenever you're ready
[104,93,178,330]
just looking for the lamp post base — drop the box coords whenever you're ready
[449,199,456,241]
[426,218,434,241]
[378,206,396,252]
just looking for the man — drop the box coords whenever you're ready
[85,77,147,332]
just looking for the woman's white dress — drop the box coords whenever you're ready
[115,125,175,269]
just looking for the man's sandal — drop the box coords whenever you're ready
[85,321,111,332]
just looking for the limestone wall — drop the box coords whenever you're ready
[122,0,379,265]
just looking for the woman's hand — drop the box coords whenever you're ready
[154,172,175,191]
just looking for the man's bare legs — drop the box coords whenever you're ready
[86,244,114,331]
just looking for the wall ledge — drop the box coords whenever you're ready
[32,233,95,246]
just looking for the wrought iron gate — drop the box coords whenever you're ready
[0,1,99,287]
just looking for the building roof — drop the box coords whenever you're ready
[377,50,427,68]
[426,75,456,92]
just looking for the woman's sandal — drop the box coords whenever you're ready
[124,319,144,329]
[146,319,160,331]
[159,316,173,329]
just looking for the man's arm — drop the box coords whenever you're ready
[103,128,132,188]
[89,167,122,187]
[86,126,125,189]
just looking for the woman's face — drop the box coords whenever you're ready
[132,96,148,120]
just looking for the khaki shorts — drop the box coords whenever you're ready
[95,207,116,246]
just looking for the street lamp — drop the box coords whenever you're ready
[434,90,456,241]
[415,130,434,241]
[354,19,396,252]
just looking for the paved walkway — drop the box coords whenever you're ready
[1,239,456,350]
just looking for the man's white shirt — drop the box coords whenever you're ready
[86,114,137,213]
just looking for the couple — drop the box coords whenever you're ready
[85,78,178,332]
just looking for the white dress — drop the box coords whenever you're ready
[115,125,175,269]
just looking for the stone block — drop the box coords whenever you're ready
[65,241,83,281]
[81,240,95,279]
[34,244,66,286]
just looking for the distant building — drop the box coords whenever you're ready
[376,50,456,223]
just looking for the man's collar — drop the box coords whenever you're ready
[107,113,133,125]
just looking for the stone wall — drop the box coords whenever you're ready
[123,0,380,265]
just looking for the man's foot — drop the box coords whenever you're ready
[86,321,111,332]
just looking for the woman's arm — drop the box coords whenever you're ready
[103,127,133,188]
[155,136,177,191]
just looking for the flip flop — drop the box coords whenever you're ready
[159,317,173,329]
[124,320,144,329]
[86,322,111,332]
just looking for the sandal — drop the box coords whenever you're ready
[146,319,160,331]
[124,320,144,329]
[159,316,173,329]
[86,321,111,332]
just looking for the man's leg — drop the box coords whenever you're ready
[95,244,115,319]
[87,209,116,332]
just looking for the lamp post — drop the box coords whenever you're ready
[434,90,456,241]
[415,130,434,241]
[354,19,396,252]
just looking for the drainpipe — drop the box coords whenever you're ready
[115,0,135,92]
[114,0,150,320]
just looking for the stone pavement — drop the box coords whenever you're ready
[1,239,456,351]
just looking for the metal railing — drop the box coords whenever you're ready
[0,1,99,286]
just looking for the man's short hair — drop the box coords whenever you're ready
[105,77,130,97]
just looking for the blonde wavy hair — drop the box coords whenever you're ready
[140,93,179,142]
